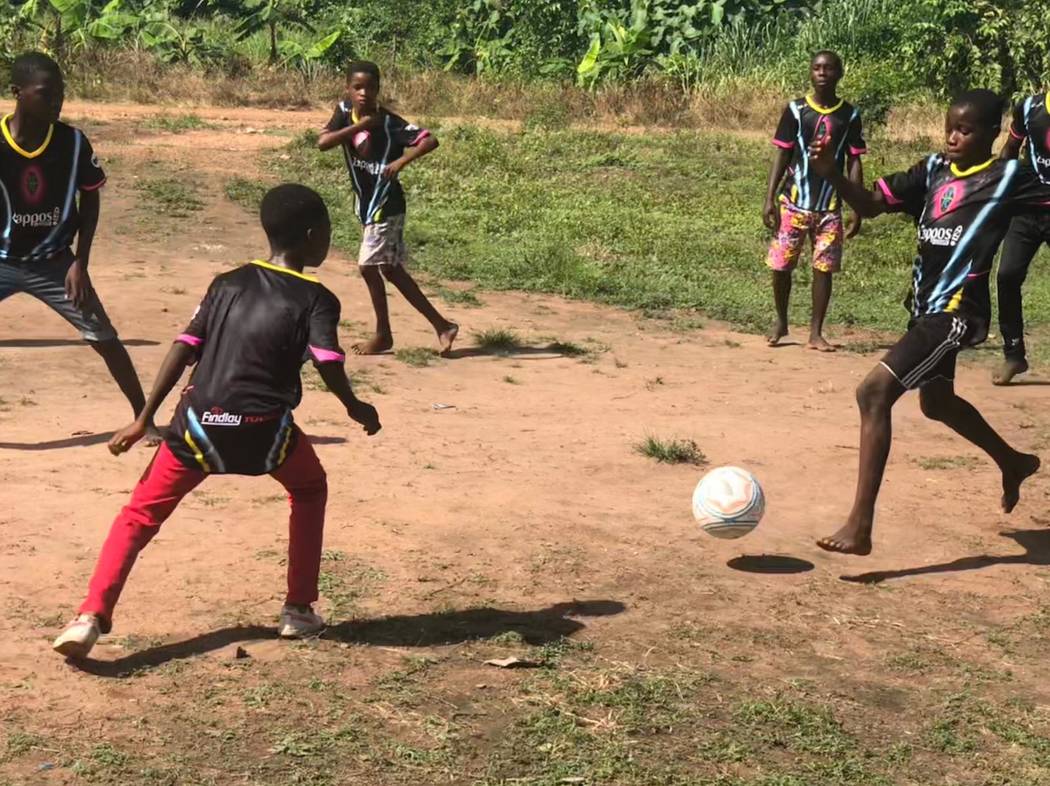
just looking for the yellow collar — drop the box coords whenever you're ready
[949,158,995,178]
[1,114,53,159]
[251,259,318,283]
[805,95,844,115]
[1044,92,1050,115]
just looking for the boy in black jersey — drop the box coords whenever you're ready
[318,61,458,357]
[808,90,1043,556]
[52,184,381,658]
[993,91,1050,384]
[764,51,865,352]
[0,53,156,438]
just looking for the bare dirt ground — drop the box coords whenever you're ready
[2,102,1050,785]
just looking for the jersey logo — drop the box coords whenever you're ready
[932,181,965,219]
[200,407,242,427]
[90,153,100,169]
[21,164,46,205]
[814,116,831,141]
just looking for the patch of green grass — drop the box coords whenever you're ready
[547,339,591,358]
[395,346,440,367]
[474,328,522,355]
[135,176,204,217]
[145,113,214,133]
[225,177,269,209]
[635,435,706,466]
[915,455,980,471]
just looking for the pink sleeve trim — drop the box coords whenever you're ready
[310,345,345,363]
[849,146,867,156]
[79,178,106,192]
[410,129,431,146]
[876,178,902,206]
[771,138,793,150]
[1009,126,1025,141]
[176,333,203,347]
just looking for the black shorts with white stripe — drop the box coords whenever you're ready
[880,313,973,390]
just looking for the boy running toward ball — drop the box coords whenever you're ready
[52,184,381,658]
[764,50,866,351]
[810,90,1044,556]
[318,61,458,356]
[1,52,157,438]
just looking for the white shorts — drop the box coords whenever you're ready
[358,214,407,268]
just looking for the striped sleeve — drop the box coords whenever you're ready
[176,282,217,353]
[771,105,797,150]
[76,132,106,191]
[308,287,345,364]
[847,111,867,156]
[877,157,930,218]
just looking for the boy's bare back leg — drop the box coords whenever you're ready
[380,264,458,356]
[353,265,394,355]
[918,379,1040,513]
[89,338,162,445]
[768,270,791,346]
[808,270,835,352]
[818,364,905,556]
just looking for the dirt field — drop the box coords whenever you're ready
[2,103,1050,786]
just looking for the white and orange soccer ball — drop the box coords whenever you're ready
[692,466,765,539]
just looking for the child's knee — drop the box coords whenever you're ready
[290,470,327,504]
[855,378,887,414]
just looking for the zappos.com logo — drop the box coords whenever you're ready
[13,207,61,227]
[918,224,964,247]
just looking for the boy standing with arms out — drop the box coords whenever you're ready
[1,53,156,437]
[810,90,1043,557]
[764,51,865,351]
[318,61,458,356]
[992,90,1050,384]
[53,184,381,658]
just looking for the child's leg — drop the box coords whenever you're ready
[270,430,328,608]
[380,264,458,355]
[808,211,844,352]
[994,214,1042,384]
[79,443,207,631]
[766,200,807,346]
[818,363,905,555]
[918,379,1040,512]
[354,264,395,355]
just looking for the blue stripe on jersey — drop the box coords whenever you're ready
[363,114,395,223]
[31,129,81,261]
[927,160,1018,312]
[815,108,858,211]
[264,410,293,472]
[187,406,226,473]
[0,176,11,252]
[337,102,368,224]
[789,101,808,208]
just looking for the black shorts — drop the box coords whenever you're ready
[881,314,973,390]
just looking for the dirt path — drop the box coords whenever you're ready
[1,103,1049,785]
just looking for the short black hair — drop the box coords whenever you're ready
[347,60,381,85]
[11,52,62,87]
[951,89,1007,130]
[811,50,843,71]
[260,184,329,250]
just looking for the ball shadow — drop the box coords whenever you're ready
[727,554,815,574]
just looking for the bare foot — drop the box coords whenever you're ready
[437,323,459,357]
[352,334,394,355]
[767,323,788,347]
[143,422,163,447]
[992,358,1029,386]
[816,520,873,556]
[1001,452,1040,513]
[807,335,837,353]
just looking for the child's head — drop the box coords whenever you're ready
[809,50,843,93]
[260,184,331,267]
[346,61,380,114]
[10,52,64,123]
[945,89,1005,163]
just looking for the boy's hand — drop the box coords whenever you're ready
[381,158,406,180]
[808,137,836,179]
[845,212,862,239]
[348,399,381,435]
[109,419,147,455]
[65,258,93,309]
[763,198,780,232]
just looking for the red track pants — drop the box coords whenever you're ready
[79,431,327,632]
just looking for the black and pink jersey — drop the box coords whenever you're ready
[877,156,1050,342]
[1008,93,1050,184]
[0,116,106,263]
[167,260,345,475]
[772,96,866,212]
[324,104,430,225]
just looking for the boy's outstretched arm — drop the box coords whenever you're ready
[316,361,381,436]
[109,342,195,455]
[383,135,439,180]
[763,147,792,231]
[845,154,864,238]
[810,138,888,218]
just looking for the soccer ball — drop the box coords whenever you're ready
[692,466,765,539]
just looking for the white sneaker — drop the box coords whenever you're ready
[52,614,101,659]
[278,605,325,639]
